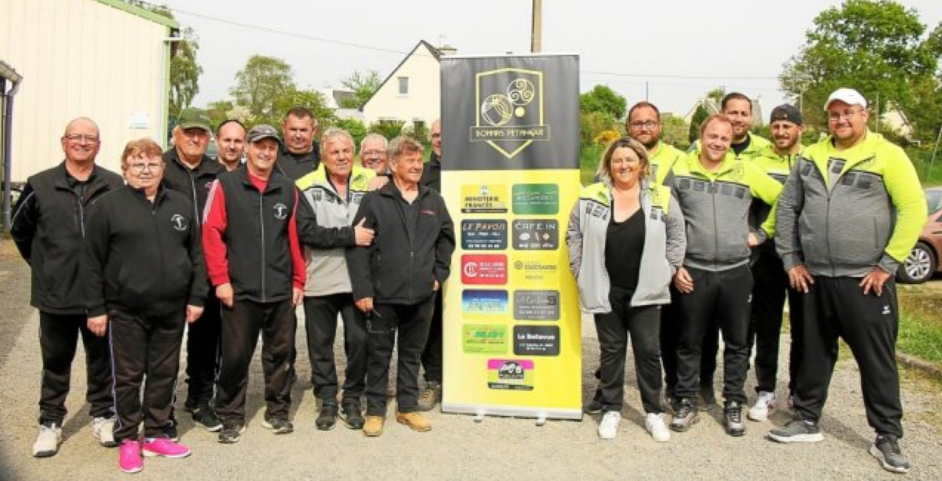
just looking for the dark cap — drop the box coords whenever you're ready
[247,124,282,144]
[770,104,803,126]
[177,108,211,132]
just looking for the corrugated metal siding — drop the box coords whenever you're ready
[0,0,171,181]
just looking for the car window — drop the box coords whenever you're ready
[926,190,942,214]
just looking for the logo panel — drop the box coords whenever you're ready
[461,220,508,250]
[461,254,508,285]
[471,69,550,159]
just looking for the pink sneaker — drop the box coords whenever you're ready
[118,439,143,474]
[142,437,192,459]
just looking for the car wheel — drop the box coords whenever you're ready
[898,242,936,284]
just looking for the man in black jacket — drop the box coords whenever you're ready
[11,117,124,457]
[348,136,455,437]
[418,118,444,411]
[162,107,225,434]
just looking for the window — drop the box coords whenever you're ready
[398,76,409,95]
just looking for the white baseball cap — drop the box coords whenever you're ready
[824,88,868,110]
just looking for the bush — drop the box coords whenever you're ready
[328,118,369,148]
[369,120,405,140]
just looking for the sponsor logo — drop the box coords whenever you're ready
[461,290,509,316]
[461,254,507,285]
[513,325,560,356]
[462,324,508,354]
[461,184,508,213]
[513,290,560,321]
[487,359,535,390]
[512,219,559,250]
[461,220,508,250]
[512,184,559,215]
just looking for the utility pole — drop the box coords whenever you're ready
[531,0,542,53]
[645,81,649,101]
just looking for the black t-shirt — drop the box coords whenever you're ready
[605,208,645,292]
[731,135,752,156]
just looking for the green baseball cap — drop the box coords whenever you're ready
[178,108,211,132]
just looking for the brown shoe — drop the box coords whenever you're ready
[363,416,385,437]
[396,412,432,432]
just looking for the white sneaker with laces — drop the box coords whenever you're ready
[748,391,776,422]
[645,413,671,442]
[598,411,621,440]
[32,423,62,458]
[92,416,118,448]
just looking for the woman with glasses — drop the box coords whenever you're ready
[83,138,207,474]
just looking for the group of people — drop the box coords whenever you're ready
[568,88,925,474]
[10,85,924,476]
[11,107,453,474]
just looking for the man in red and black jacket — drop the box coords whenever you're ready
[202,125,305,444]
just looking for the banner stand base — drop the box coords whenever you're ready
[442,402,582,422]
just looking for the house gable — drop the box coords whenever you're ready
[361,40,442,128]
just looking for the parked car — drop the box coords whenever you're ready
[897,187,942,284]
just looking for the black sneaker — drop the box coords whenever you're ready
[669,399,699,432]
[583,387,603,414]
[261,417,294,435]
[218,424,245,444]
[192,406,223,432]
[768,419,824,443]
[162,421,179,442]
[316,402,339,431]
[870,434,910,474]
[724,401,745,437]
[340,401,365,430]
[183,399,199,414]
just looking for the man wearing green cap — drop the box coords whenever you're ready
[162,107,226,437]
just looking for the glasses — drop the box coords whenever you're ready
[128,162,162,173]
[628,121,658,131]
[827,109,863,122]
[361,150,385,159]
[64,134,100,143]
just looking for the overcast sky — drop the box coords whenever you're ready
[155,0,942,120]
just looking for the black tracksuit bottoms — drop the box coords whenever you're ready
[662,288,718,397]
[795,276,903,437]
[594,287,662,414]
[109,308,186,441]
[185,294,221,409]
[216,299,295,425]
[38,312,113,425]
[676,265,753,405]
[304,293,367,403]
[365,296,435,416]
[420,290,444,385]
[747,249,804,395]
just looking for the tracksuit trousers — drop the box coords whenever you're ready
[304,293,367,404]
[216,299,295,426]
[661,289,718,398]
[109,308,186,441]
[365,297,436,416]
[748,249,804,395]
[594,287,663,414]
[420,290,444,385]
[676,265,753,405]
[794,276,904,438]
[38,312,113,426]
[185,294,221,409]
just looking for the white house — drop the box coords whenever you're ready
[0,0,177,180]
[361,40,448,130]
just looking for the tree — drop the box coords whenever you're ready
[779,0,938,131]
[329,118,369,147]
[688,104,709,144]
[579,85,627,120]
[660,115,690,150]
[339,70,382,109]
[273,87,334,126]
[205,100,234,130]
[230,56,296,122]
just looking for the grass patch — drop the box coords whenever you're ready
[897,286,942,365]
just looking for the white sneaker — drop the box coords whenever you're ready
[598,411,621,440]
[645,413,671,442]
[92,416,118,448]
[748,391,776,422]
[32,423,62,458]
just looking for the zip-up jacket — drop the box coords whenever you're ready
[296,164,376,296]
[347,181,455,305]
[202,168,305,303]
[276,142,320,181]
[669,151,782,272]
[749,146,799,256]
[567,180,686,312]
[648,141,686,186]
[11,163,124,314]
[162,148,223,223]
[421,152,442,192]
[83,185,207,317]
[775,131,926,277]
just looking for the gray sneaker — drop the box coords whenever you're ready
[91,416,118,448]
[669,399,700,432]
[724,401,746,437]
[417,381,441,412]
[870,434,910,474]
[768,419,824,443]
[32,423,62,458]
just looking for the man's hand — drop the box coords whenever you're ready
[367,176,390,191]
[354,218,375,247]
[87,315,108,337]
[293,287,304,306]
[860,266,891,296]
[787,265,815,294]
[216,283,234,308]
[356,297,374,313]
[433,280,440,292]
[747,232,760,247]
[185,305,204,324]
[673,267,694,294]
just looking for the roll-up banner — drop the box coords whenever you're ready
[440,54,582,420]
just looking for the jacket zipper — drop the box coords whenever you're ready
[259,188,267,303]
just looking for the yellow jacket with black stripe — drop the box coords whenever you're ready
[775,131,927,277]
[648,141,686,186]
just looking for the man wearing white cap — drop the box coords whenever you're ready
[770,88,926,474]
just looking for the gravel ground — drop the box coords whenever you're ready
[1,237,941,480]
